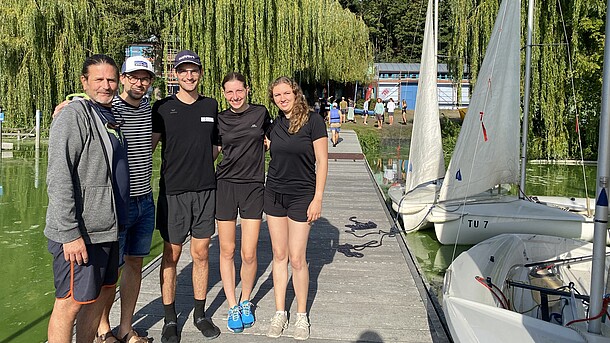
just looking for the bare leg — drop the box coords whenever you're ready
[191,237,211,301]
[117,256,144,339]
[239,219,261,302]
[96,284,116,337]
[267,215,289,311]
[76,286,115,342]
[218,220,238,307]
[48,297,81,343]
[287,219,311,313]
[161,242,182,305]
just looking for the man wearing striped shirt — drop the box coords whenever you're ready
[96,56,155,343]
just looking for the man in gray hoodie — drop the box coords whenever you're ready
[45,54,130,343]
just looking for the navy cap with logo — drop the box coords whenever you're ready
[174,50,202,69]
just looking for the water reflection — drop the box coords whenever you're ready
[0,143,53,343]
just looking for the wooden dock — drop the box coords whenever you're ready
[109,129,450,342]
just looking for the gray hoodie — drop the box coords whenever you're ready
[44,99,119,244]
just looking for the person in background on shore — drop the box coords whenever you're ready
[374,97,385,129]
[362,98,370,125]
[45,54,129,343]
[216,72,272,333]
[347,98,355,122]
[401,99,408,125]
[339,96,347,123]
[386,98,396,125]
[265,76,328,340]
[327,103,341,147]
[152,50,221,342]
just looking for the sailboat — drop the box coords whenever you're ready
[442,0,610,340]
[388,0,445,232]
[427,0,599,245]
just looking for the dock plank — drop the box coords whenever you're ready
[107,130,449,342]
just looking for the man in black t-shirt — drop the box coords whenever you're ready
[152,50,221,341]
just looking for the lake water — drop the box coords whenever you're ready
[0,142,164,343]
[0,141,598,342]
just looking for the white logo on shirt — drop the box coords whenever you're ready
[251,124,258,128]
[201,117,214,123]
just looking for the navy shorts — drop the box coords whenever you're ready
[48,239,119,303]
[216,180,264,221]
[157,189,216,244]
[264,188,314,223]
[118,192,155,265]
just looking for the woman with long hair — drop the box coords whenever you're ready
[264,76,328,340]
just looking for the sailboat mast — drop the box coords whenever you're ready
[588,0,610,334]
[519,0,534,198]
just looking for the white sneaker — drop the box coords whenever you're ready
[293,313,310,340]
[266,312,288,338]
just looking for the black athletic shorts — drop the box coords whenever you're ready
[157,189,216,244]
[48,239,119,303]
[263,188,314,223]
[216,180,264,221]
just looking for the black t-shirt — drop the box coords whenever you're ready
[152,95,219,195]
[216,104,272,183]
[266,112,327,195]
[91,102,130,225]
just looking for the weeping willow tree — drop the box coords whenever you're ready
[145,0,373,109]
[449,0,607,159]
[0,0,107,130]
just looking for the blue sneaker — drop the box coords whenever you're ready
[240,300,255,328]
[227,305,244,333]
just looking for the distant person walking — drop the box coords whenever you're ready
[152,50,221,342]
[45,54,128,343]
[387,98,396,125]
[401,99,408,125]
[265,76,328,340]
[374,97,385,129]
[347,98,355,122]
[328,103,341,147]
[362,98,370,125]
[339,96,347,123]
[216,72,272,333]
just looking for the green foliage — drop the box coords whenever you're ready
[352,126,381,157]
[147,0,373,111]
[440,116,460,165]
[338,0,452,64]
[0,0,373,128]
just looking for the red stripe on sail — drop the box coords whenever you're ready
[480,111,488,141]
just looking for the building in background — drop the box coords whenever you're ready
[373,63,470,109]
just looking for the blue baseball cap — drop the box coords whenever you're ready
[174,50,202,69]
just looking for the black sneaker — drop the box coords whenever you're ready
[194,317,221,340]
[161,321,180,343]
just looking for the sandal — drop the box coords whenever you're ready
[95,331,120,343]
[120,328,149,343]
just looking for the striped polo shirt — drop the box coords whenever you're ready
[112,95,153,197]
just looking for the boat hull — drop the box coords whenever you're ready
[430,195,599,245]
[443,234,610,343]
[388,183,439,232]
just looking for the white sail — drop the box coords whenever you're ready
[438,0,521,202]
[404,0,445,194]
